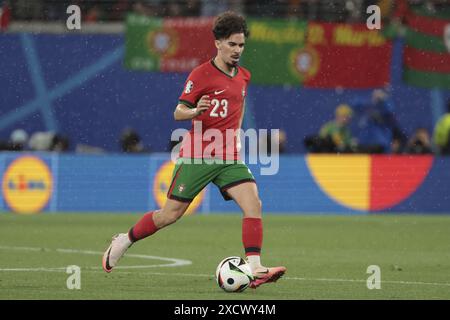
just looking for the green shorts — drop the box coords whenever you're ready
[167,158,256,202]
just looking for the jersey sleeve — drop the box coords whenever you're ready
[241,66,251,83]
[178,69,206,109]
[240,67,251,98]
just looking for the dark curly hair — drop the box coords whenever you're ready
[212,11,250,40]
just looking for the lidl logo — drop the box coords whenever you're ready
[153,160,204,215]
[2,156,53,214]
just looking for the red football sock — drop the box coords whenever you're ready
[242,217,263,256]
[128,211,159,242]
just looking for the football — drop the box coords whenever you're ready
[215,256,254,292]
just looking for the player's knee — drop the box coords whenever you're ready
[160,215,176,227]
[243,198,262,218]
[255,198,262,213]
[157,207,184,227]
[169,207,186,223]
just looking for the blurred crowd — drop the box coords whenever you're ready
[0,130,70,152]
[305,92,450,156]
[2,0,448,23]
[1,96,450,155]
[3,94,450,155]
[0,127,152,154]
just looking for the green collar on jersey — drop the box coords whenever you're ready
[211,58,238,78]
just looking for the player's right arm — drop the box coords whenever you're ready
[174,95,211,121]
[175,67,210,121]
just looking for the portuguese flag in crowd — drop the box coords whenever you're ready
[402,6,450,88]
[244,19,392,88]
[125,14,392,88]
[125,14,216,72]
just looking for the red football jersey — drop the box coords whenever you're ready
[178,59,251,160]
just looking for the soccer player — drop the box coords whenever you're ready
[102,11,286,288]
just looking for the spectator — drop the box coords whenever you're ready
[244,0,283,17]
[184,0,201,16]
[85,5,102,23]
[433,100,450,155]
[28,131,55,151]
[132,1,164,17]
[120,127,149,153]
[14,0,43,20]
[168,135,183,153]
[201,0,230,16]
[26,131,69,152]
[50,134,70,152]
[259,129,288,155]
[391,136,404,154]
[277,129,287,154]
[167,1,183,17]
[405,127,433,155]
[352,89,406,154]
[0,129,28,151]
[318,104,356,153]
[0,138,7,150]
[110,0,131,21]
[9,129,29,151]
[0,0,11,30]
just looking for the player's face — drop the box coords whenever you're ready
[215,33,246,68]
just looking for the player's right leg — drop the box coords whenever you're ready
[223,179,286,288]
[102,199,190,273]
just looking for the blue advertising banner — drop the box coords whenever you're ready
[1,153,449,215]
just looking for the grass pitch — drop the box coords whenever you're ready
[0,213,449,300]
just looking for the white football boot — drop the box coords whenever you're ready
[102,233,132,273]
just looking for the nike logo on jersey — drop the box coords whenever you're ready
[214,89,226,95]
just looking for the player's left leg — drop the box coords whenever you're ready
[102,199,191,273]
[216,167,286,288]
[103,158,219,273]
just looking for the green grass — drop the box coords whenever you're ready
[0,213,449,300]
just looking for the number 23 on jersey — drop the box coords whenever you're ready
[210,99,228,118]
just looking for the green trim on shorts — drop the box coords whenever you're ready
[167,158,256,202]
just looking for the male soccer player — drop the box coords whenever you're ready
[102,11,286,288]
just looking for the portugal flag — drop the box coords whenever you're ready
[244,19,392,89]
[403,5,450,89]
[125,14,216,73]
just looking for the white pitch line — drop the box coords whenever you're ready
[0,245,191,271]
[82,270,450,288]
[0,245,43,252]
[283,276,450,287]
[0,267,67,272]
